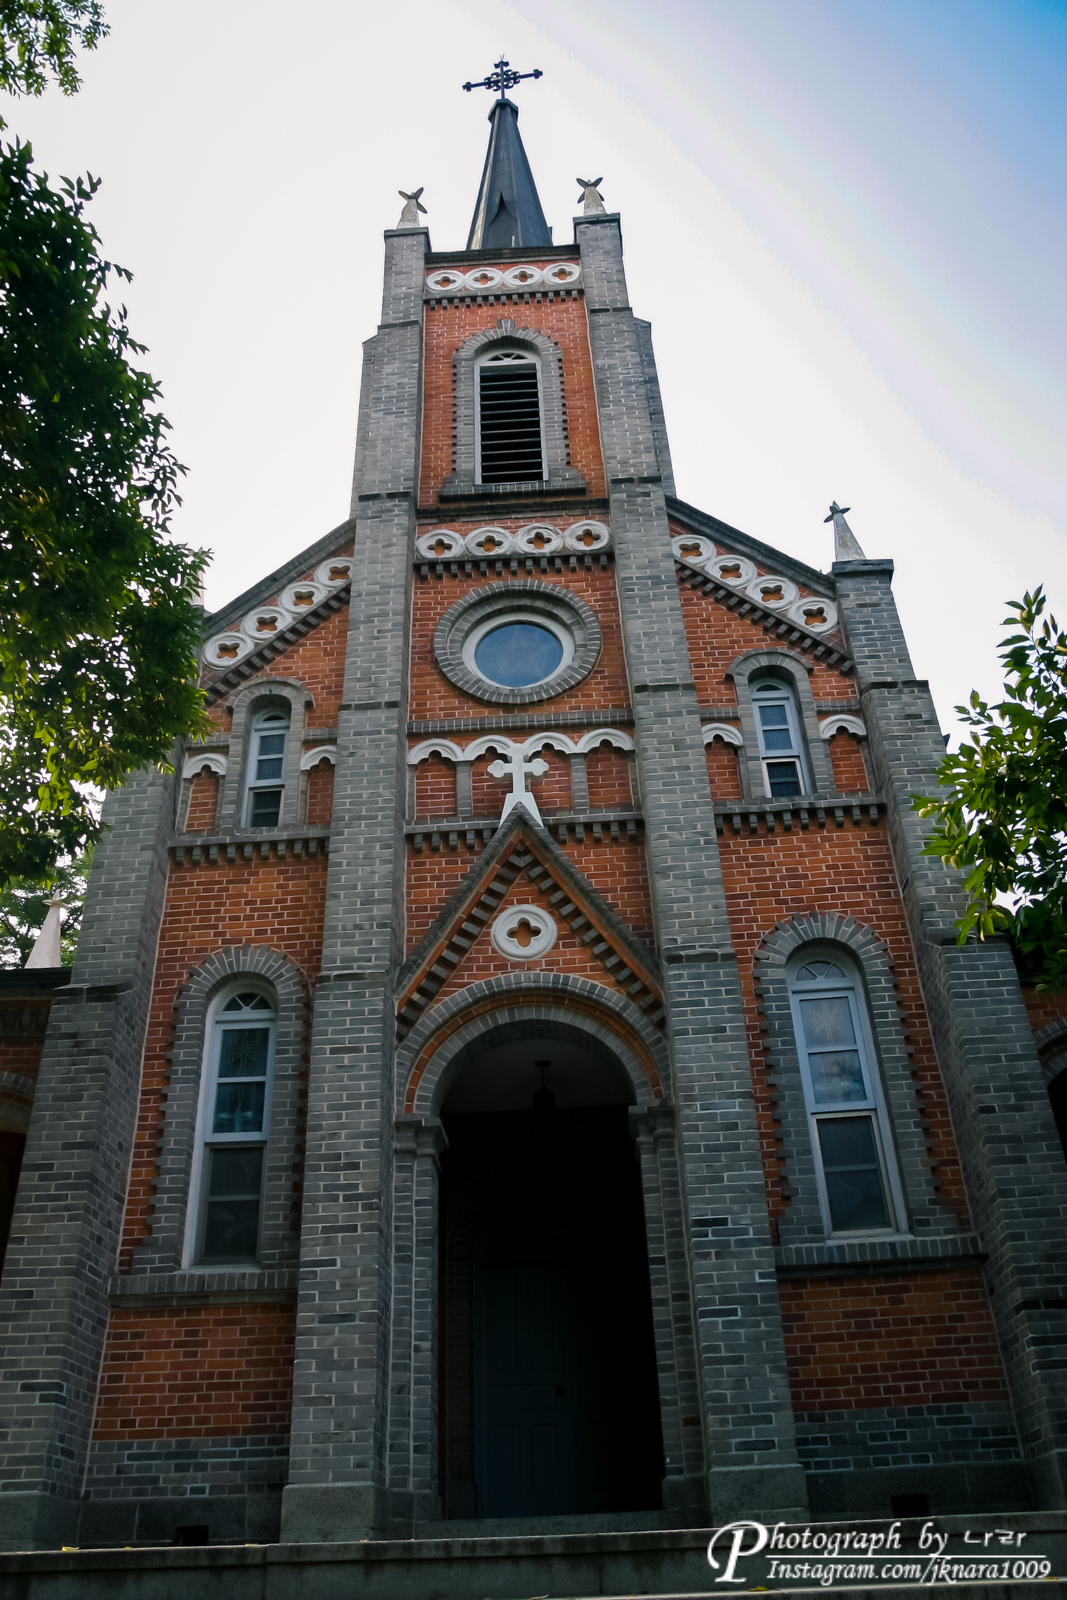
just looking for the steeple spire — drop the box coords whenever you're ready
[463,57,551,251]
[825,501,867,562]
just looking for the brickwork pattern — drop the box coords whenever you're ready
[420,293,606,504]
[120,859,327,1267]
[94,1304,296,1440]
[706,739,744,802]
[186,771,220,832]
[827,731,871,793]
[406,833,653,955]
[717,823,969,1226]
[780,1269,1011,1413]
[410,555,628,724]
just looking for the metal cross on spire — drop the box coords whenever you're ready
[462,56,543,98]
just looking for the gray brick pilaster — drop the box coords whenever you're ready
[0,765,176,1551]
[388,1118,446,1528]
[835,558,1067,1508]
[281,225,425,1543]
[577,214,807,1519]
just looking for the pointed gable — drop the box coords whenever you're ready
[396,810,664,1038]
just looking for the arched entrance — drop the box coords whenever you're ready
[437,1019,664,1520]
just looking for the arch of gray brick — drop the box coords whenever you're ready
[725,645,834,797]
[131,943,310,1274]
[215,676,314,832]
[754,911,954,1246]
[398,972,671,1117]
[390,974,695,1519]
[440,318,584,496]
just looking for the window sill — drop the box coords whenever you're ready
[108,1267,298,1307]
[774,1233,985,1280]
[439,471,587,500]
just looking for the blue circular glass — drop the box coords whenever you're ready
[473,622,563,687]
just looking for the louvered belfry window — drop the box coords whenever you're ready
[476,349,544,484]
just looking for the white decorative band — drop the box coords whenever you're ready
[702,723,744,748]
[300,745,338,770]
[182,751,228,778]
[819,715,867,739]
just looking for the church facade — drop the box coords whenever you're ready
[1,90,1066,1553]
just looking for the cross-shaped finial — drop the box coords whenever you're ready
[462,56,543,98]
[488,746,548,824]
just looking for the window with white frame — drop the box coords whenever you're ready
[475,348,544,484]
[194,986,276,1263]
[752,677,810,797]
[788,954,904,1236]
[245,707,290,827]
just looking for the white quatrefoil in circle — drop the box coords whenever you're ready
[490,904,558,962]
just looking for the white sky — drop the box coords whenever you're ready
[6,0,1064,734]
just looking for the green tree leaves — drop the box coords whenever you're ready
[0,139,210,887]
[0,2,106,102]
[913,588,1067,992]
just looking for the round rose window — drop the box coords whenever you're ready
[473,622,564,688]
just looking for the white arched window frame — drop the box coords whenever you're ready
[474,347,545,486]
[788,954,907,1238]
[244,706,291,828]
[186,983,277,1266]
[752,677,811,798]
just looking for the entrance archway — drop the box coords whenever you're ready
[437,1019,664,1520]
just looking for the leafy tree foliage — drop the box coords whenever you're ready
[0,843,90,966]
[0,1,106,102]
[913,589,1067,992]
[0,140,209,888]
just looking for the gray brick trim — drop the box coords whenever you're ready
[214,679,311,833]
[388,1117,446,1504]
[754,912,956,1245]
[203,519,356,635]
[83,1434,291,1500]
[629,1104,704,1502]
[440,318,583,496]
[399,976,671,1117]
[0,765,176,1537]
[796,1401,1022,1473]
[108,1267,298,1305]
[203,587,351,704]
[432,579,601,705]
[774,1232,984,1278]
[1033,1018,1067,1073]
[726,648,834,797]
[409,708,634,736]
[666,494,834,598]
[129,944,310,1274]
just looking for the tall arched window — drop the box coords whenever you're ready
[752,677,810,797]
[245,706,290,827]
[788,954,904,1236]
[193,985,276,1263]
[476,348,544,484]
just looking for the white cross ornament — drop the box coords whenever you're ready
[488,747,548,824]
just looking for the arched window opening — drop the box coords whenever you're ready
[788,954,904,1236]
[476,348,544,484]
[245,707,290,828]
[752,678,809,798]
[194,985,276,1264]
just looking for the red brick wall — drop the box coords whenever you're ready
[1021,986,1067,1037]
[420,290,605,505]
[304,759,335,826]
[0,1000,50,1080]
[410,557,628,725]
[94,1304,295,1440]
[780,1269,1011,1412]
[828,731,870,793]
[585,744,633,809]
[119,856,327,1267]
[185,771,220,833]
[718,818,968,1227]
[414,754,457,821]
[675,557,856,708]
[406,834,654,955]
[706,738,744,801]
